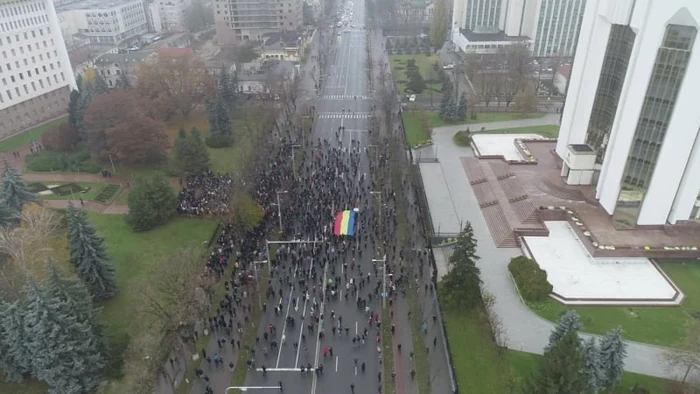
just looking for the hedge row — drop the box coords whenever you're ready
[508,256,553,302]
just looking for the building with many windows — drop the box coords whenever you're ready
[155,0,189,32]
[214,0,302,45]
[0,0,77,138]
[57,0,148,45]
[451,0,586,57]
[556,0,700,227]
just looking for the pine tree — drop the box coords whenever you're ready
[219,67,235,106]
[67,203,117,301]
[205,99,219,134]
[546,310,582,351]
[126,172,178,231]
[0,300,32,382]
[216,99,233,135]
[526,330,588,394]
[173,128,211,175]
[598,327,627,391]
[447,101,458,122]
[438,222,482,310]
[93,74,109,95]
[24,264,107,394]
[457,92,467,121]
[1,163,35,217]
[581,337,602,394]
[76,88,92,139]
[68,90,82,128]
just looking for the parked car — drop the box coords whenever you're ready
[442,63,455,70]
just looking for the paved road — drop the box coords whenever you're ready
[423,120,683,380]
[240,1,389,394]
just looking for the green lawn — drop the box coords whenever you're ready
[389,54,440,94]
[0,116,68,152]
[525,261,698,347]
[400,111,546,148]
[474,124,560,138]
[443,307,673,394]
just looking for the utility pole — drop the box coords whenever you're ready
[273,190,288,234]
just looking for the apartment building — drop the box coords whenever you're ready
[156,0,189,32]
[0,0,77,138]
[214,0,302,45]
[57,0,149,45]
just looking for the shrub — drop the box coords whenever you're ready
[26,182,49,193]
[25,151,102,173]
[508,256,553,301]
[50,183,84,196]
[205,133,232,148]
[453,130,471,147]
[94,184,120,203]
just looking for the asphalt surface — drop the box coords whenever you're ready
[239,1,387,393]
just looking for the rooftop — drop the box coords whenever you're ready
[460,29,530,42]
[58,0,138,11]
[570,144,594,153]
[95,50,154,65]
[238,60,296,82]
[260,31,302,50]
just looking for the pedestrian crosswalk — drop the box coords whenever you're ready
[317,112,372,119]
[321,95,372,100]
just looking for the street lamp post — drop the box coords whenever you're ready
[274,190,288,233]
[373,255,388,308]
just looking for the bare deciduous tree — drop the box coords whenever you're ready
[664,322,700,389]
[482,287,509,350]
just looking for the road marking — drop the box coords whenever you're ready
[255,368,301,372]
[335,356,339,372]
[295,296,308,368]
[310,258,329,394]
[276,265,298,368]
[355,366,357,376]
[355,321,358,335]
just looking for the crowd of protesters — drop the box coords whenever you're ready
[177,172,234,216]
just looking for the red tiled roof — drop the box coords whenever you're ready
[156,47,195,57]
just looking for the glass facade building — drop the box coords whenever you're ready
[532,0,586,57]
[464,0,502,31]
[612,24,697,229]
[585,25,636,165]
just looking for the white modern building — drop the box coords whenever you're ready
[214,0,302,44]
[57,0,149,45]
[155,0,189,32]
[0,0,77,138]
[451,0,586,57]
[556,0,700,228]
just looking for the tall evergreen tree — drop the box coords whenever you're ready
[23,264,107,394]
[598,327,627,391]
[205,99,219,134]
[1,163,35,217]
[93,74,109,95]
[0,300,32,382]
[68,89,82,128]
[526,330,588,394]
[216,99,233,135]
[172,127,211,175]
[546,310,582,351]
[581,337,602,394]
[218,67,235,106]
[126,172,178,231]
[438,222,482,309]
[447,101,458,122]
[67,203,117,301]
[76,88,92,139]
[457,92,467,120]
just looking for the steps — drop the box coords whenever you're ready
[482,205,519,248]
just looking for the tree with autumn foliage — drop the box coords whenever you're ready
[40,123,80,152]
[136,53,215,120]
[84,90,169,165]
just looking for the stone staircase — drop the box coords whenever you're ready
[537,179,589,202]
[482,205,519,248]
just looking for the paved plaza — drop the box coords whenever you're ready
[471,133,545,160]
[523,221,682,306]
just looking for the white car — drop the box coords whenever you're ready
[409,94,416,102]
[442,64,455,70]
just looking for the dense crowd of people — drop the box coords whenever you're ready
[177,173,234,216]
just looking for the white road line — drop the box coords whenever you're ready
[335,356,339,372]
[355,366,357,376]
[310,258,329,394]
[276,266,298,368]
[255,368,301,372]
[355,321,358,335]
[295,296,308,368]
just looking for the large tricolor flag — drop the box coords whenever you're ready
[333,210,357,236]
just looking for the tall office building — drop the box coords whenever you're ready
[0,0,77,138]
[155,0,189,32]
[531,0,586,57]
[556,0,700,228]
[451,0,586,57]
[214,0,302,45]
